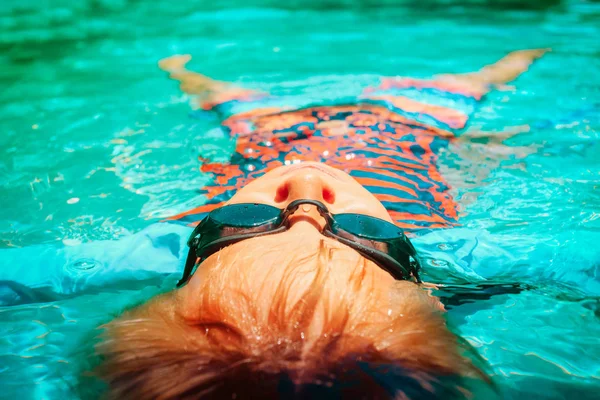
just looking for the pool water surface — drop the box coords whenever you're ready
[0,0,599,399]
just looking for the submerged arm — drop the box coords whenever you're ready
[158,54,260,108]
[158,54,228,95]
[437,48,550,98]
[0,223,191,306]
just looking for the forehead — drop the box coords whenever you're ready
[178,224,398,324]
[208,228,358,266]
[203,228,392,281]
[190,227,367,286]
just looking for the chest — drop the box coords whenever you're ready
[225,106,450,175]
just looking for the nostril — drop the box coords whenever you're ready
[322,187,335,204]
[275,184,289,203]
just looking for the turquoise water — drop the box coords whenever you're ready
[1,0,599,398]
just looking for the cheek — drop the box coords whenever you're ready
[226,180,277,204]
[335,185,392,222]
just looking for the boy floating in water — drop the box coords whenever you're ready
[94,49,547,399]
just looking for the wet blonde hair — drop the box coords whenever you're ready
[96,238,488,399]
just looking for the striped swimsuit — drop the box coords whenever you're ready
[168,77,481,231]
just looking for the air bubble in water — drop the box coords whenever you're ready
[69,258,100,271]
[428,259,448,267]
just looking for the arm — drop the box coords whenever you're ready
[158,54,264,112]
[360,49,549,133]
[436,48,550,98]
[158,54,229,96]
[0,223,192,306]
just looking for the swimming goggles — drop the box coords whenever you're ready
[178,199,421,286]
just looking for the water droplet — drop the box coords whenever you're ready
[67,197,79,205]
[245,164,256,172]
[244,148,253,154]
[437,243,453,251]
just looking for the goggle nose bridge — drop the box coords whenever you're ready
[279,199,333,226]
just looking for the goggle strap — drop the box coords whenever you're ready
[178,247,199,287]
[187,220,206,246]
[411,259,422,282]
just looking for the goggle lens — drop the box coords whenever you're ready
[333,213,405,239]
[210,203,280,227]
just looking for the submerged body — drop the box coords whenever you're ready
[166,50,543,231]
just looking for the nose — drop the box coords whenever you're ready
[274,170,336,231]
[275,170,336,205]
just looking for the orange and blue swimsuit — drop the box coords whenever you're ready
[168,78,482,231]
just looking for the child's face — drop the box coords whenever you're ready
[177,162,402,324]
[224,161,394,228]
